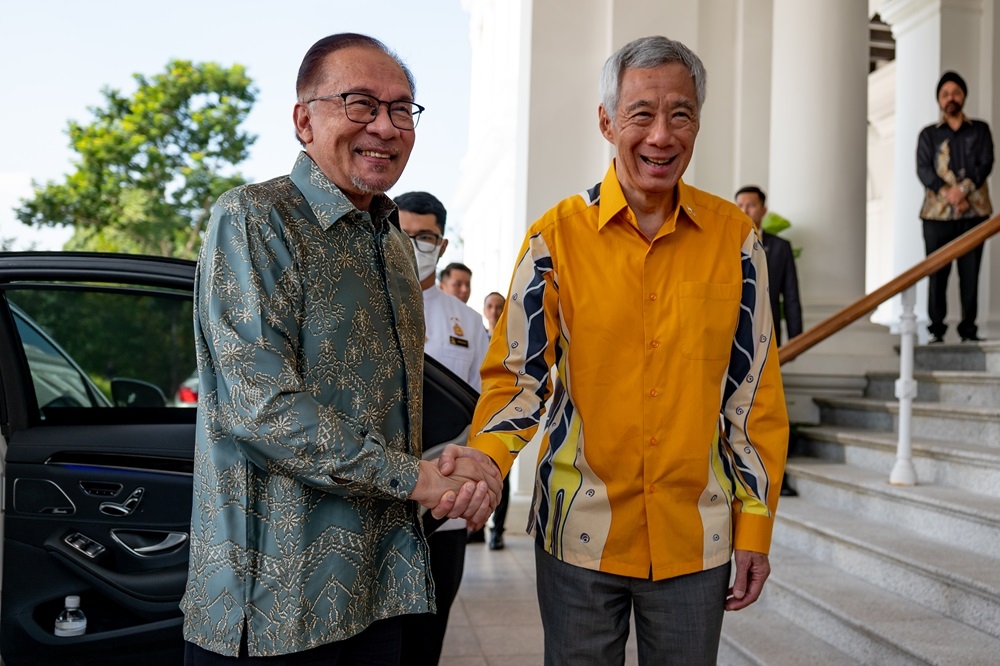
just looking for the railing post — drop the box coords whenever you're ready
[890,285,918,485]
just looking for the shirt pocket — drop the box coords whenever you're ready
[679,282,742,361]
[436,349,475,387]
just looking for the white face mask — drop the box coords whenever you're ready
[412,243,439,282]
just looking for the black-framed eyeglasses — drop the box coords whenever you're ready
[306,92,425,130]
[407,232,443,254]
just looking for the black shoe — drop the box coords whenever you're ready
[488,531,505,550]
[779,482,798,497]
[467,529,485,544]
[961,335,985,343]
[929,335,945,344]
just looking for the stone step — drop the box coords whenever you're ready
[813,395,1000,443]
[866,370,1000,407]
[764,543,1000,666]
[773,496,1000,639]
[720,604,862,666]
[812,395,895,431]
[794,425,1000,498]
[783,460,1000,553]
[912,339,1000,372]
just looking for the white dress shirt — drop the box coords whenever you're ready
[422,286,490,532]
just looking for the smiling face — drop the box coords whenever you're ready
[599,62,699,213]
[938,81,965,118]
[293,46,415,211]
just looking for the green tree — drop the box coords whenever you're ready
[16,60,257,259]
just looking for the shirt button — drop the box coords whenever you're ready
[390,479,399,488]
[650,340,660,348]
[649,293,657,301]
[649,437,657,446]
[648,485,656,494]
[650,389,658,397]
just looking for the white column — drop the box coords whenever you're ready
[986,0,1000,339]
[769,0,899,421]
[770,0,869,314]
[731,0,775,193]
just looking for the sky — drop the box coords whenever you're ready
[0,0,472,258]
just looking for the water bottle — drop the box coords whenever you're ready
[54,595,87,637]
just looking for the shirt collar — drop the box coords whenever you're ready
[289,151,397,231]
[596,160,702,233]
[935,113,973,128]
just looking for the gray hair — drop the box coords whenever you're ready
[599,36,707,115]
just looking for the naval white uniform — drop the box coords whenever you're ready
[422,286,489,391]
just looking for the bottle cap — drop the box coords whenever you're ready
[65,595,80,609]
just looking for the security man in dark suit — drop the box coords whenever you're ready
[735,186,803,346]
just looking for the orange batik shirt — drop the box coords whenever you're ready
[469,161,789,581]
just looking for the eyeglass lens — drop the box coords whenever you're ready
[410,233,441,253]
[344,93,420,130]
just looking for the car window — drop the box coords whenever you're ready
[4,284,194,421]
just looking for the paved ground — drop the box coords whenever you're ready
[440,529,641,666]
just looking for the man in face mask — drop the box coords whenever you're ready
[394,190,490,666]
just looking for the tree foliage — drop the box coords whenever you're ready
[16,60,257,259]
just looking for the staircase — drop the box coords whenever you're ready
[719,340,1000,666]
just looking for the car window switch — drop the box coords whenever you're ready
[64,532,106,559]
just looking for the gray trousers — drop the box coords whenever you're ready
[534,544,729,666]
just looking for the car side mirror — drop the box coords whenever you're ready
[110,378,168,408]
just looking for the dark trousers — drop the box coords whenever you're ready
[534,545,729,666]
[399,528,467,666]
[184,616,403,665]
[922,217,987,339]
[492,477,510,535]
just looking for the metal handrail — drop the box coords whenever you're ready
[779,213,1000,365]
[777,212,1000,485]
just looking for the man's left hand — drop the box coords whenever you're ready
[434,444,504,530]
[725,549,770,611]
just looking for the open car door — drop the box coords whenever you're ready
[0,253,198,665]
[0,251,480,665]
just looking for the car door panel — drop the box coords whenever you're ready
[0,252,481,665]
[3,439,193,664]
[0,254,196,665]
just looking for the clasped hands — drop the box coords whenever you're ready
[946,183,971,215]
[411,444,503,531]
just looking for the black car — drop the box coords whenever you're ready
[0,251,477,665]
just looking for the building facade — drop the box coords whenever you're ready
[454,0,1000,495]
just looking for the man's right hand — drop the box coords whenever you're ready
[434,445,504,529]
[410,457,500,530]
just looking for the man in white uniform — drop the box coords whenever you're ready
[395,191,489,666]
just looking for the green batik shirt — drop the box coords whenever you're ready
[180,152,430,657]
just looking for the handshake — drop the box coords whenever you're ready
[410,444,503,532]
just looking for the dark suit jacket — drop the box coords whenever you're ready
[761,231,802,345]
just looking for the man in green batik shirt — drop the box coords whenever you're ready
[180,33,501,663]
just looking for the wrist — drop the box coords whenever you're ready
[410,460,434,504]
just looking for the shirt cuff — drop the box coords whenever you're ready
[732,512,776,555]
[468,433,516,478]
[371,435,421,500]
